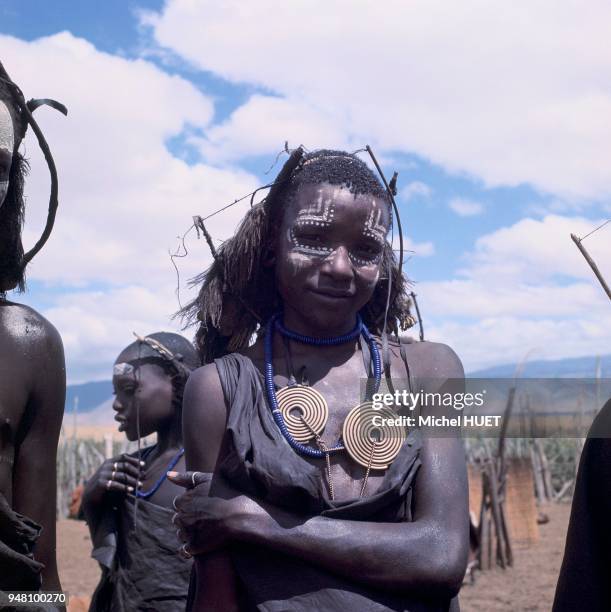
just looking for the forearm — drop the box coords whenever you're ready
[234,505,465,594]
[193,552,241,612]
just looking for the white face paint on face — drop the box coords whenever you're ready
[0,101,15,209]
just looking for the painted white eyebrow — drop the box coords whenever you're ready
[113,362,135,377]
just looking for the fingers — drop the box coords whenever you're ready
[167,471,212,489]
[109,472,141,489]
[101,478,134,494]
[117,461,142,480]
[166,471,191,488]
[101,464,141,487]
[122,454,146,468]
[100,455,145,495]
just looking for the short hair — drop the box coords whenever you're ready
[286,149,388,201]
[182,148,414,363]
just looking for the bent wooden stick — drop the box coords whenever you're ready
[570,233,611,301]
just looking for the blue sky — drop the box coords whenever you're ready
[1,1,610,382]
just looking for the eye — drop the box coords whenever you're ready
[354,242,382,258]
[299,233,324,245]
[292,228,327,246]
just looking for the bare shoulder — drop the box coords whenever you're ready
[0,301,63,359]
[182,363,229,470]
[183,364,227,431]
[390,337,464,380]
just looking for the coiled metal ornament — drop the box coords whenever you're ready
[342,402,407,469]
[276,385,329,442]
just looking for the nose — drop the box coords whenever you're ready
[112,396,123,412]
[321,245,354,282]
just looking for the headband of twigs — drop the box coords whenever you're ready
[132,332,194,378]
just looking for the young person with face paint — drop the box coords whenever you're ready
[0,66,66,598]
[170,150,469,611]
[82,332,200,612]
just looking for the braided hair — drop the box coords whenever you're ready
[182,149,415,363]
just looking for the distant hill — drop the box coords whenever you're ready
[65,353,611,413]
[65,380,113,413]
[468,354,611,378]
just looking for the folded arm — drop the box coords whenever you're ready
[179,347,469,597]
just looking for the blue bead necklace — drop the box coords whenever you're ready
[264,313,382,459]
[136,446,185,499]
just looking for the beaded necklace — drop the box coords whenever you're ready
[264,313,407,498]
[135,446,185,499]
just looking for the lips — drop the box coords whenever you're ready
[114,414,127,431]
[310,288,355,300]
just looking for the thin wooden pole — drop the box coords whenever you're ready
[571,233,611,301]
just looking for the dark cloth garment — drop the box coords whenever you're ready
[553,398,611,612]
[0,491,43,591]
[0,492,47,612]
[85,492,192,612]
[188,352,457,611]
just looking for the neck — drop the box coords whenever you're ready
[154,418,183,455]
[281,305,359,339]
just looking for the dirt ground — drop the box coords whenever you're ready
[56,519,100,609]
[460,502,570,611]
[57,502,571,611]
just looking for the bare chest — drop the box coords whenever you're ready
[0,348,30,499]
[272,353,387,501]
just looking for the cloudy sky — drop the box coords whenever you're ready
[2,0,610,383]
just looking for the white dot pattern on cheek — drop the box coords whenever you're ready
[289,227,333,258]
[288,193,337,258]
[349,252,381,267]
[287,193,387,268]
[0,181,8,208]
[363,201,387,246]
[346,200,386,266]
[0,102,14,154]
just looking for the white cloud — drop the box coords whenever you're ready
[403,181,432,201]
[0,32,264,382]
[43,284,190,383]
[426,315,611,373]
[191,95,353,164]
[0,32,259,288]
[448,197,483,217]
[412,214,611,371]
[392,234,435,259]
[144,0,611,202]
[463,215,611,284]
